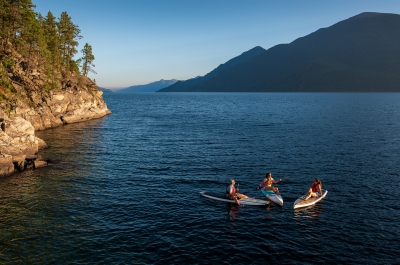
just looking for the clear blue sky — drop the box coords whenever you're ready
[33,0,400,89]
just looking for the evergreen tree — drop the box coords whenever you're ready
[0,0,94,92]
[78,43,96,76]
[0,0,35,52]
[9,0,36,49]
[57,11,81,72]
[42,11,60,75]
[0,0,11,50]
[20,6,46,75]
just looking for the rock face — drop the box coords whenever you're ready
[29,82,107,129]
[0,42,111,178]
[0,154,14,177]
[4,73,111,131]
[0,117,43,177]
[1,117,40,155]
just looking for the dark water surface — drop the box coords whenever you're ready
[1,93,400,264]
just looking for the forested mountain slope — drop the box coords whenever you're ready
[160,12,400,92]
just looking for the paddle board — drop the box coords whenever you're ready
[293,190,328,209]
[261,189,283,206]
[200,191,269,206]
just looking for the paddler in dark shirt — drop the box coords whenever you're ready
[303,179,322,200]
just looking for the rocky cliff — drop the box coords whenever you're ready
[0,41,111,177]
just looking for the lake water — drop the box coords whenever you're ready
[1,93,400,264]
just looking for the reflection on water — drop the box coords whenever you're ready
[35,118,107,164]
[293,203,325,219]
[0,119,108,264]
[227,204,240,221]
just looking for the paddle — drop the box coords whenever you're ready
[280,174,292,181]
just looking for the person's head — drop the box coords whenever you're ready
[265,172,272,179]
[314,178,321,184]
[230,179,235,185]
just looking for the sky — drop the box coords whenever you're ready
[32,0,400,89]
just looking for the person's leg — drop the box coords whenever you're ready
[265,186,274,192]
[234,196,240,205]
[229,194,240,205]
[303,188,312,200]
[237,193,248,199]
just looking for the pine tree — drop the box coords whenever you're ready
[0,0,11,51]
[42,11,60,75]
[9,0,36,50]
[78,43,96,76]
[57,11,81,72]
[0,0,95,92]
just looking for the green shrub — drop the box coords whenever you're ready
[2,57,15,69]
[69,60,80,73]
[0,80,16,94]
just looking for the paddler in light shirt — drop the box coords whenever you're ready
[226,179,248,205]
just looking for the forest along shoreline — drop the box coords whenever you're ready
[0,2,111,178]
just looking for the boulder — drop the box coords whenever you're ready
[36,137,48,149]
[0,154,14,177]
[12,154,26,171]
[34,159,47,168]
[5,117,35,138]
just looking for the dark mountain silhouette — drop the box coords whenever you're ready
[159,12,400,92]
[116,79,178,93]
[158,46,266,92]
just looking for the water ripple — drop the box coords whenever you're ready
[0,93,399,264]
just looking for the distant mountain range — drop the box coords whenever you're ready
[98,87,113,93]
[115,79,178,93]
[159,12,400,92]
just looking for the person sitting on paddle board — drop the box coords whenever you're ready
[262,172,281,195]
[258,172,282,190]
[226,179,248,205]
[303,178,322,200]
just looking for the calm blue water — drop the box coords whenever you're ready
[1,93,400,264]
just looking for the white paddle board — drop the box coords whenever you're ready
[293,190,328,209]
[261,189,283,206]
[200,191,269,206]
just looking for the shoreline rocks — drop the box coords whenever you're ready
[0,108,110,177]
[1,41,111,178]
[0,85,111,178]
[0,154,14,177]
[0,115,48,177]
